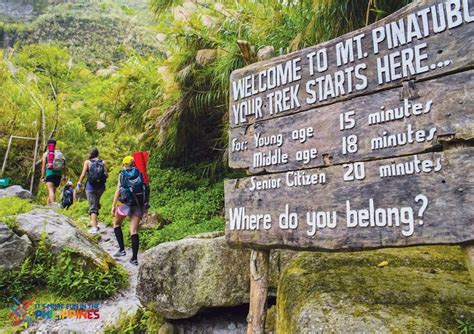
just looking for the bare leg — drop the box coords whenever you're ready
[90,213,98,228]
[129,215,140,235]
[46,182,56,205]
[113,215,125,228]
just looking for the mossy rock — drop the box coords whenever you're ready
[137,235,251,319]
[276,246,474,333]
[15,209,115,271]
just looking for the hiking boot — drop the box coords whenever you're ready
[114,250,126,257]
[87,227,99,234]
[129,258,138,266]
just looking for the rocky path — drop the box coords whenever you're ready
[28,222,141,334]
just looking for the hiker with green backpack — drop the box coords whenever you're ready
[41,139,67,205]
[77,148,108,235]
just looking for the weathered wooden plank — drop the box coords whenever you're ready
[225,148,473,251]
[229,0,474,128]
[229,70,474,173]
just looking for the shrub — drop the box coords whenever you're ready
[103,305,164,334]
[0,231,127,306]
[0,197,33,220]
[138,166,224,249]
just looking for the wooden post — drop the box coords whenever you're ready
[243,44,275,334]
[1,135,13,178]
[463,244,474,282]
[30,132,40,193]
[247,249,270,334]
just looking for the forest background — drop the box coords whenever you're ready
[0,0,411,251]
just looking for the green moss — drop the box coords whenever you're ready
[276,246,474,333]
[265,305,277,333]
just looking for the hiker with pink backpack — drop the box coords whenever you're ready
[41,139,67,205]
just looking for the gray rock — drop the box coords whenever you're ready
[257,46,275,61]
[137,235,251,319]
[185,231,224,239]
[0,185,33,199]
[0,222,32,270]
[15,209,114,271]
[158,322,177,334]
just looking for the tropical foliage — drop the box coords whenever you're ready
[0,0,412,245]
[145,0,412,176]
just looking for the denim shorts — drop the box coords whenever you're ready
[86,189,104,215]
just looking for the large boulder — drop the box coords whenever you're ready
[0,185,33,199]
[137,235,251,319]
[15,209,114,271]
[0,222,32,270]
[276,246,474,333]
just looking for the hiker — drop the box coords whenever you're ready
[77,148,108,234]
[61,181,74,209]
[111,156,148,266]
[41,139,66,205]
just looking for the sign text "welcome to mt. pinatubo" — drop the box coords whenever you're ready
[225,0,473,252]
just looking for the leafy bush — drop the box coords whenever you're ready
[0,197,33,229]
[139,166,224,249]
[0,231,128,306]
[457,318,474,334]
[103,305,164,334]
[47,248,127,300]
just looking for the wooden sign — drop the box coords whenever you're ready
[225,149,473,250]
[225,0,474,251]
[229,0,474,128]
[230,70,474,173]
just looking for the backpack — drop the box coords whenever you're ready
[88,160,107,187]
[118,168,146,206]
[52,150,66,172]
[47,142,56,170]
[62,188,74,208]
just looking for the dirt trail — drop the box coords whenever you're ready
[27,222,141,334]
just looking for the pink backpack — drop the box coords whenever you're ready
[47,142,56,170]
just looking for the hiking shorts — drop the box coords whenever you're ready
[45,175,61,188]
[117,204,145,218]
[86,189,104,215]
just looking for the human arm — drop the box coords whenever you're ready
[111,176,121,215]
[77,160,89,190]
[41,153,46,181]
